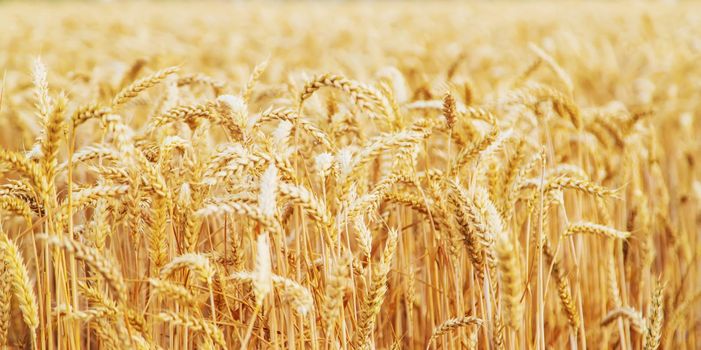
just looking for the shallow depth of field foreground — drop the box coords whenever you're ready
[0,1,699,349]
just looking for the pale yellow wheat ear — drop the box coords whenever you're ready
[601,307,645,333]
[323,254,351,333]
[496,231,523,329]
[160,253,215,286]
[0,260,11,345]
[39,234,127,304]
[230,271,312,315]
[298,74,369,113]
[216,94,247,138]
[278,181,333,244]
[0,149,48,200]
[543,241,580,334]
[112,66,179,108]
[71,103,111,129]
[644,280,664,350]
[148,196,168,270]
[382,228,399,265]
[40,92,65,183]
[427,315,482,349]
[31,56,52,120]
[353,216,373,259]
[355,230,398,350]
[252,233,272,306]
[442,91,457,129]
[314,152,334,180]
[242,57,269,104]
[446,180,490,281]
[0,231,38,344]
[177,73,226,93]
[258,163,278,218]
[148,278,195,307]
[0,195,33,224]
[545,176,618,198]
[271,275,313,315]
[564,222,630,240]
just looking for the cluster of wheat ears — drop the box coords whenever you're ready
[0,2,699,349]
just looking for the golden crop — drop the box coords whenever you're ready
[0,1,699,349]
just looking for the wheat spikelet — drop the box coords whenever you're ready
[545,176,618,198]
[442,92,457,129]
[353,217,373,259]
[148,278,195,307]
[606,243,622,307]
[40,234,127,304]
[71,103,111,128]
[271,275,313,315]
[493,316,505,350]
[601,307,645,333]
[354,260,391,350]
[355,232,398,350]
[40,93,65,182]
[472,187,500,280]
[451,127,499,174]
[252,234,272,306]
[564,222,630,240]
[257,107,333,149]
[384,191,448,233]
[427,315,482,348]
[0,261,11,345]
[382,228,399,265]
[345,172,414,219]
[196,198,279,233]
[54,304,112,323]
[243,58,269,103]
[91,317,123,349]
[31,57,52,120]
[112,66,179,108]
[177,73,227,92]
[447,181,490,281]
[0,232,38,339]
[157,102,215,127]
[496,233,523,329]
[644,281,664,350]
[78,282,119,313]
[160,253,215,285]
[507,82,581,128]
[278,182,332,230]
[258,164,278,218]
[215,94,247,139]
[201,145,265,183]
[365,131,427,163]
[299,74,374,113]
[323,255,351,333]
[178,183,200,253]
[543,241,579,333]
[58,144,119,171]
[0,149,48,198]
[0,195,34,223]
[148,196,169,270]
[62,184,129,212]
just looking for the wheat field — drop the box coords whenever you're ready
[0,1,699,349]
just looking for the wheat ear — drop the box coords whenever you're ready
[0,232,39,341]
[427,315,482,349]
